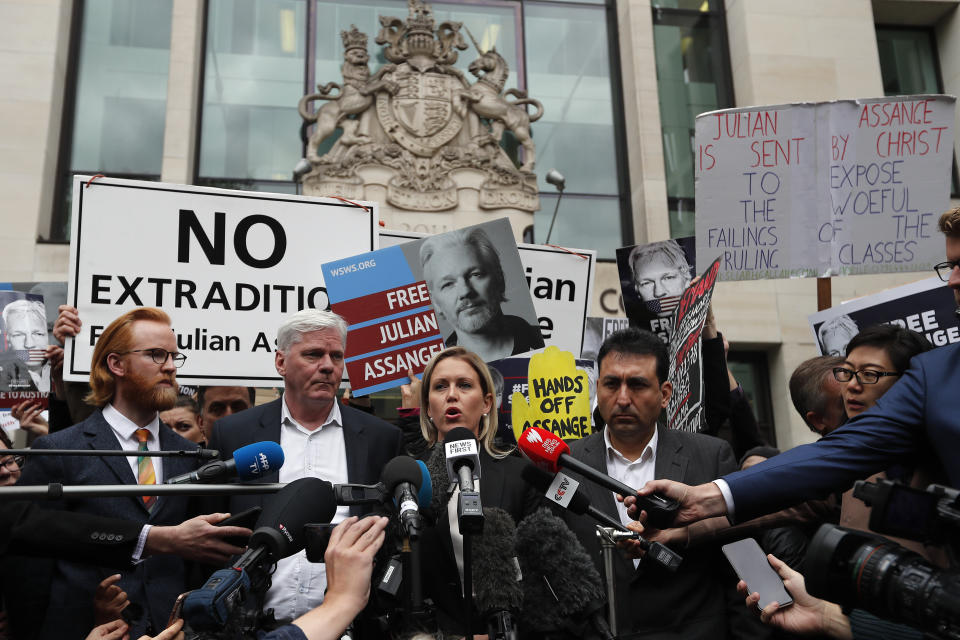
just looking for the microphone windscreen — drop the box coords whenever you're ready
[380,456,423,493]
[471,507,523,616]
[444,426,476,443]
[425,444,449,516]
[231,441,285,481]
[415,459,432,507]
[517,427,569,473]
[516,509,605,631]
[519,464,591,517]
[251,476,336,559]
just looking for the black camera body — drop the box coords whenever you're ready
[804,480,960,639]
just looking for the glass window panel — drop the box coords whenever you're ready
[876,28,939,95]
[69,0,173,174]
[652,0,719,11]
[653,10,732,236]
[534,194,622,259]
[199,0,306,181]
[195,177,298,195]
[524,3,619,196]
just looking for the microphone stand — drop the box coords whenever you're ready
[596,526,620,638]
[4,448,220,459]
[0,483,287,500]
[462,529,474,640]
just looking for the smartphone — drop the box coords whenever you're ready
[721,538,793,611]
[303,523,337,563]
[167,591,190,627]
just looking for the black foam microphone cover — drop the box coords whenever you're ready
[249,476,337,560]
[425,444,450,517]
[515,508,606,632]
[470,507,523,616]
[380,456,423,493]
[444,426,476,443]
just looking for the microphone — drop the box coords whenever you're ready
[165,441,284,484]
[443,427,483,533]
[520,464,628,532]
[521,465,682,571]
[516,509,613,640]
[444,427,481,490]
[381,456,427,538]
[425,443,452,518]
[183,477,337,630]
[517,427,678,529]
[471,507,522,640]
[333,465,430,507]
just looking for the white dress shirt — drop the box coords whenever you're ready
[102,403,163,483]
[263,398,350,621]
[604,427,658,568]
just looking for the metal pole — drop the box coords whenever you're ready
[597,526,619,637]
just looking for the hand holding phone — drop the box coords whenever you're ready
[722,538,793,611]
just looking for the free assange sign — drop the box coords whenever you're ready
[695,95,955,280]
[64,176,377,386]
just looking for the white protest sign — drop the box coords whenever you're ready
[65,176,377,386]
[379,230,596,356]
[696,95,955,280]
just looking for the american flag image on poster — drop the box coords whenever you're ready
[644,294,682,316]
[14,350,46,367]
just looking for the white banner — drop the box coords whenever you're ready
[696,95,955,280]
[379,230,596,357]
[65,176,378,386]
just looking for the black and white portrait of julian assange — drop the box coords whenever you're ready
[415,224,544,363]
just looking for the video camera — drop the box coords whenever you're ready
[805,479,960,639]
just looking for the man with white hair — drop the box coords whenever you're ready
[208,308,402,624]
[2,298,50,391]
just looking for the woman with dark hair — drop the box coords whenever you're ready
[413,346,541,636]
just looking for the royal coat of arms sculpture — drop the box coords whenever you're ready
[297,0,542,212]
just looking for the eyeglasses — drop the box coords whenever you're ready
[933,260,959,282]
[117,348,187,368]
[1,455,25,470]
[832,367,899,385]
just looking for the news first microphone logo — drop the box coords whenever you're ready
[546,472,579,509]
[445,439,478,456]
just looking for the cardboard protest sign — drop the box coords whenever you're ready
[666,257,721,432]
[65,176,377,386]
[379,230,596,357]
[615,237,696,342]
[324,218,541,394]
[510,347,592,442]
[322,248,445,396]
[0,282,67,346]
[490,352,594,445]
[809,276,958,357]
[696,96,955,280]
[0,290,51,409]
[581,317,630,361]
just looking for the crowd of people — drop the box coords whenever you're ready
[0,206,958,640]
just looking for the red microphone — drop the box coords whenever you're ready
[517,426,679,529]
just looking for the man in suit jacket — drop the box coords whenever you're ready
[209,309,402,624]
[561,327,768,639]
[15,307,248,640]
[634,206,960,528]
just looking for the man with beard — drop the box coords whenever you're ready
[420,228,543,362]
[15,307,247,640]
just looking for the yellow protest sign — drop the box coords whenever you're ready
[511,346,591,442]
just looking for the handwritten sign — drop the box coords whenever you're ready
[696,96,955,280]
[511,346,591,442]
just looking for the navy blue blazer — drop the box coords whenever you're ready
[16,409,201,640]
[562,427,769,640]
[208,397,403,516]
[724,342,960,523]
